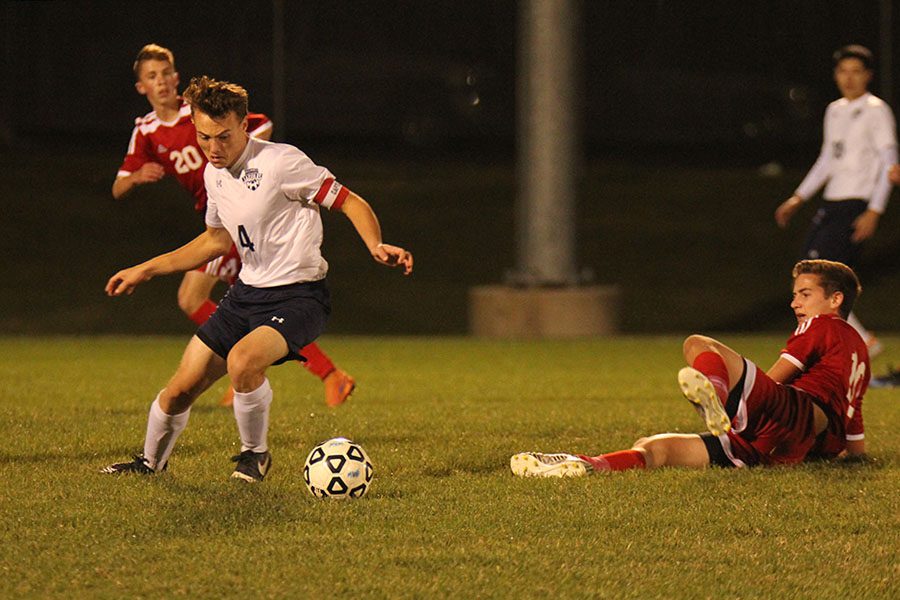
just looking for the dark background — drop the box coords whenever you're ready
[2,0,899,335]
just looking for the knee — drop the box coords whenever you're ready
[632,436,663,468]
[177,286,205,317]
[159,384,198,414]
[227,349,265,392]
[683,334,716,364]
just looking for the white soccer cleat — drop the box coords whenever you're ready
[510,452,591,478]
[678,366,731,436]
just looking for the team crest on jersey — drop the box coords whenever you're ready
[157,144,168,154]
[241,168,262,191]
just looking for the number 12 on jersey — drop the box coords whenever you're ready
[238,225,256,252]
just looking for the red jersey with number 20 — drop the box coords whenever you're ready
[779,313,867,441]
[117,100,272,212]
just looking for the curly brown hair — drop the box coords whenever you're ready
[792,259,861,319]
[182,76,249,121]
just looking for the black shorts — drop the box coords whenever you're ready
[197,278,330,365]
[802,199,868,268]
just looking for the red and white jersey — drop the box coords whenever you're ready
[204,137,349,287]
[780,313,868,441]
[117,100,272,211]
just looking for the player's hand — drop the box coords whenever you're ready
[851,210,880,242]
[889,164,900,186]
[133,162,166,184]
[774,195,803,228]
[105,265,152,296]
[371,243,413,275]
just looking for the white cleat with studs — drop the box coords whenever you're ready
[510,452,591,478]
[678,366,732,436]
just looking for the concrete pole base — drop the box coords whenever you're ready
[469,285,620,339]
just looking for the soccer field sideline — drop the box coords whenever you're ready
[1,335,898,598]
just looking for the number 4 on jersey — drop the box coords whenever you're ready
[238,225,255,252]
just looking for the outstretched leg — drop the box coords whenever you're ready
[510,434,710,477]
[103,335,227,474]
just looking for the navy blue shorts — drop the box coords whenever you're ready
[197,278,330,365]
[802,199,867,268]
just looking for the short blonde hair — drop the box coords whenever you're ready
[133,44,175,79]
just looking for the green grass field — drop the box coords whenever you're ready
[2,335,898,598]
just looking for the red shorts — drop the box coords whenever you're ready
[196,243,241,286]
[707,359,842,467]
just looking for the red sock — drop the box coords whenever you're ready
[579,450,646,471]
[188,300,218,325]
[692,351,730,404]
[298,342,335,380]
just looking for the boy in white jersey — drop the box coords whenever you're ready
[113,44,356,409]
[101,76,413,481]
[775,45,897,355]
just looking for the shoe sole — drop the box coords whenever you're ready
[678,367,731,436]
[510,453,588,478]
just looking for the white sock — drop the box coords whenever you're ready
[233,378,272,453]
[846,311,873,342]
[143,394,191,471]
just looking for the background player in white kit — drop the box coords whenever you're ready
[102,76,413,481]
[113,44,355,409]
[775,44,897,356]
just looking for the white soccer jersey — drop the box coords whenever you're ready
[204,137,348,287]
[796,93,897,212]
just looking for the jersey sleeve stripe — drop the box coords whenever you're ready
[845,433,865,441]
[313,178,335,204]
[780,353,805,371]
[332,185,349,210]
[313,178,348,210]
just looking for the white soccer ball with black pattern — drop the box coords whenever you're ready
[303,437,374,499]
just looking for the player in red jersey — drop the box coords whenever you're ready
[512,259,869,477]
[112,44,355,408]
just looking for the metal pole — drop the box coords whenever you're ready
[879,0,893,105]
[272,0,286,140]
[514,0,580,286]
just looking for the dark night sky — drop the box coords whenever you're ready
[1,0,895,153]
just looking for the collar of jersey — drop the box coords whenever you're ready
[840,92,871,109]
[226,137,256,177]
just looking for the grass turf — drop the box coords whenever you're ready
[1,335,898,598]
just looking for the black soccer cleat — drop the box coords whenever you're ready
[100,454,164,475]
[230,450,272,482]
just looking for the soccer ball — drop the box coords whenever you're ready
[303,437,373,499]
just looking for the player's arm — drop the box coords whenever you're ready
[106,226,232,296]
[841,439,866,458]
[111,163,167,199]
[776,125,832,228]
[766,356,802,384]
[339,192,413,275]
[852,145,898,242]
